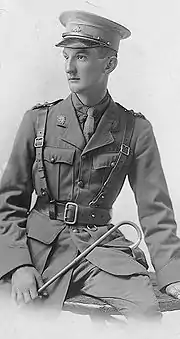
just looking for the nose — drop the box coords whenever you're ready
[65,57,76,75]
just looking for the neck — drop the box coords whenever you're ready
[74,88,108,107]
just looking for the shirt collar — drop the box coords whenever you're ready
[71,90,111,116]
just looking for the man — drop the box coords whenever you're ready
[0,10,180,321]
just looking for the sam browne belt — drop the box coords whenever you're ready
[34,199,111,226]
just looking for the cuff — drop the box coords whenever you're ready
[0,247,33,279]
[156,257,180,290]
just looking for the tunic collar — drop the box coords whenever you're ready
[71,90,111,121]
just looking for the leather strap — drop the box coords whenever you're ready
[34,106,57,219]
[34,99,63,220]
[34,199,111,226]
[89,106,135,206]
[34,108,50,197]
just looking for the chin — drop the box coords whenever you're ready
[69,86,87,95]
[68,84,80,93]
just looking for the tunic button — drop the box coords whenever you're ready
[110,161,115,167]
[78,180,84,188]
[72,228,78,233]
[41,190,47,196]
[50,156,56,163]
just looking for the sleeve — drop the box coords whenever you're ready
[0,110,37,278]
[128,119,180,290]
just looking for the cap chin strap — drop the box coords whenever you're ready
[62,32,111,47]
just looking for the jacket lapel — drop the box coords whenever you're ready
[57,96,122,154]
[58,95,86,150]
[82,100,120,155]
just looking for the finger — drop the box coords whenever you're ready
[29,286,38,300]
[35,273,48,297]
[16,289,24,305]
[11,286,17,303]
[23,290,32,304]
[167,286,180,299]
[172,291,180,299]
[35,272,44,288]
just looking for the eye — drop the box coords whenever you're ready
[63,53,69,60]
[77,54,87,61]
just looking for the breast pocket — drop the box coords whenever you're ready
[93,153,119,169]
[33,147,75,201]
[91,152,119,185]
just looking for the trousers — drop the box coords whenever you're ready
[65,256,161,320]
[0,258,161,321]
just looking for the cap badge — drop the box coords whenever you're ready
[57,115,67,127]
[72,25,82,33]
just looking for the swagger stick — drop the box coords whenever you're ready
[38,221,142,295]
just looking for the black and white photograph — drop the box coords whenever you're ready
[0,0,180,338]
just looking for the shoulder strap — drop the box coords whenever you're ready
[34,99,63,219]
[32,98,63,110]
[89,105,135,206]
[34,107,52,199]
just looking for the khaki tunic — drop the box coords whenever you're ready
[0,94,180,307]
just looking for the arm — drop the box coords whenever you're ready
[0,109,49,303]
[0,110,36,277]
[128,119,180,291]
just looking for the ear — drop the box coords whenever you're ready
[104,56,118,74]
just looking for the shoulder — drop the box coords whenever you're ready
[23,98,64,124]
[127,109,146,120]
[115,102,146,121]
[31,98,63,110]
[116,103,151,131]
[126,108,150,133]
[126,110,156,154]
[114,103,153,143]
[116,104,155,146]
[121,105,152,131]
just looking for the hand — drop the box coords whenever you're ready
[11,266,48,305]
[165,281,180,299]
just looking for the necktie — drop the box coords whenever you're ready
[83,107,95,142]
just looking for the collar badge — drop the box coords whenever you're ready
[57,115,67,127]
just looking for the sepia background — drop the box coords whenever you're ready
[0,0,180,268]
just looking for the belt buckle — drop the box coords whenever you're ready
[64,202,78,225]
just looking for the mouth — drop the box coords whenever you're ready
[68,77,80,81]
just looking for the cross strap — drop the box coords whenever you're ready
[89,105,135,207]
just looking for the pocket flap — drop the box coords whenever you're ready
[44,147,75,164]
[27,209,63,244]
[93,153,119,169]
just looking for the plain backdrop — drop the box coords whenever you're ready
[0,0,180,266]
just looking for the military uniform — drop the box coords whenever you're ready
[0,10,180,318]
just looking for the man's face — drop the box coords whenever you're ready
[62,47,108,95]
